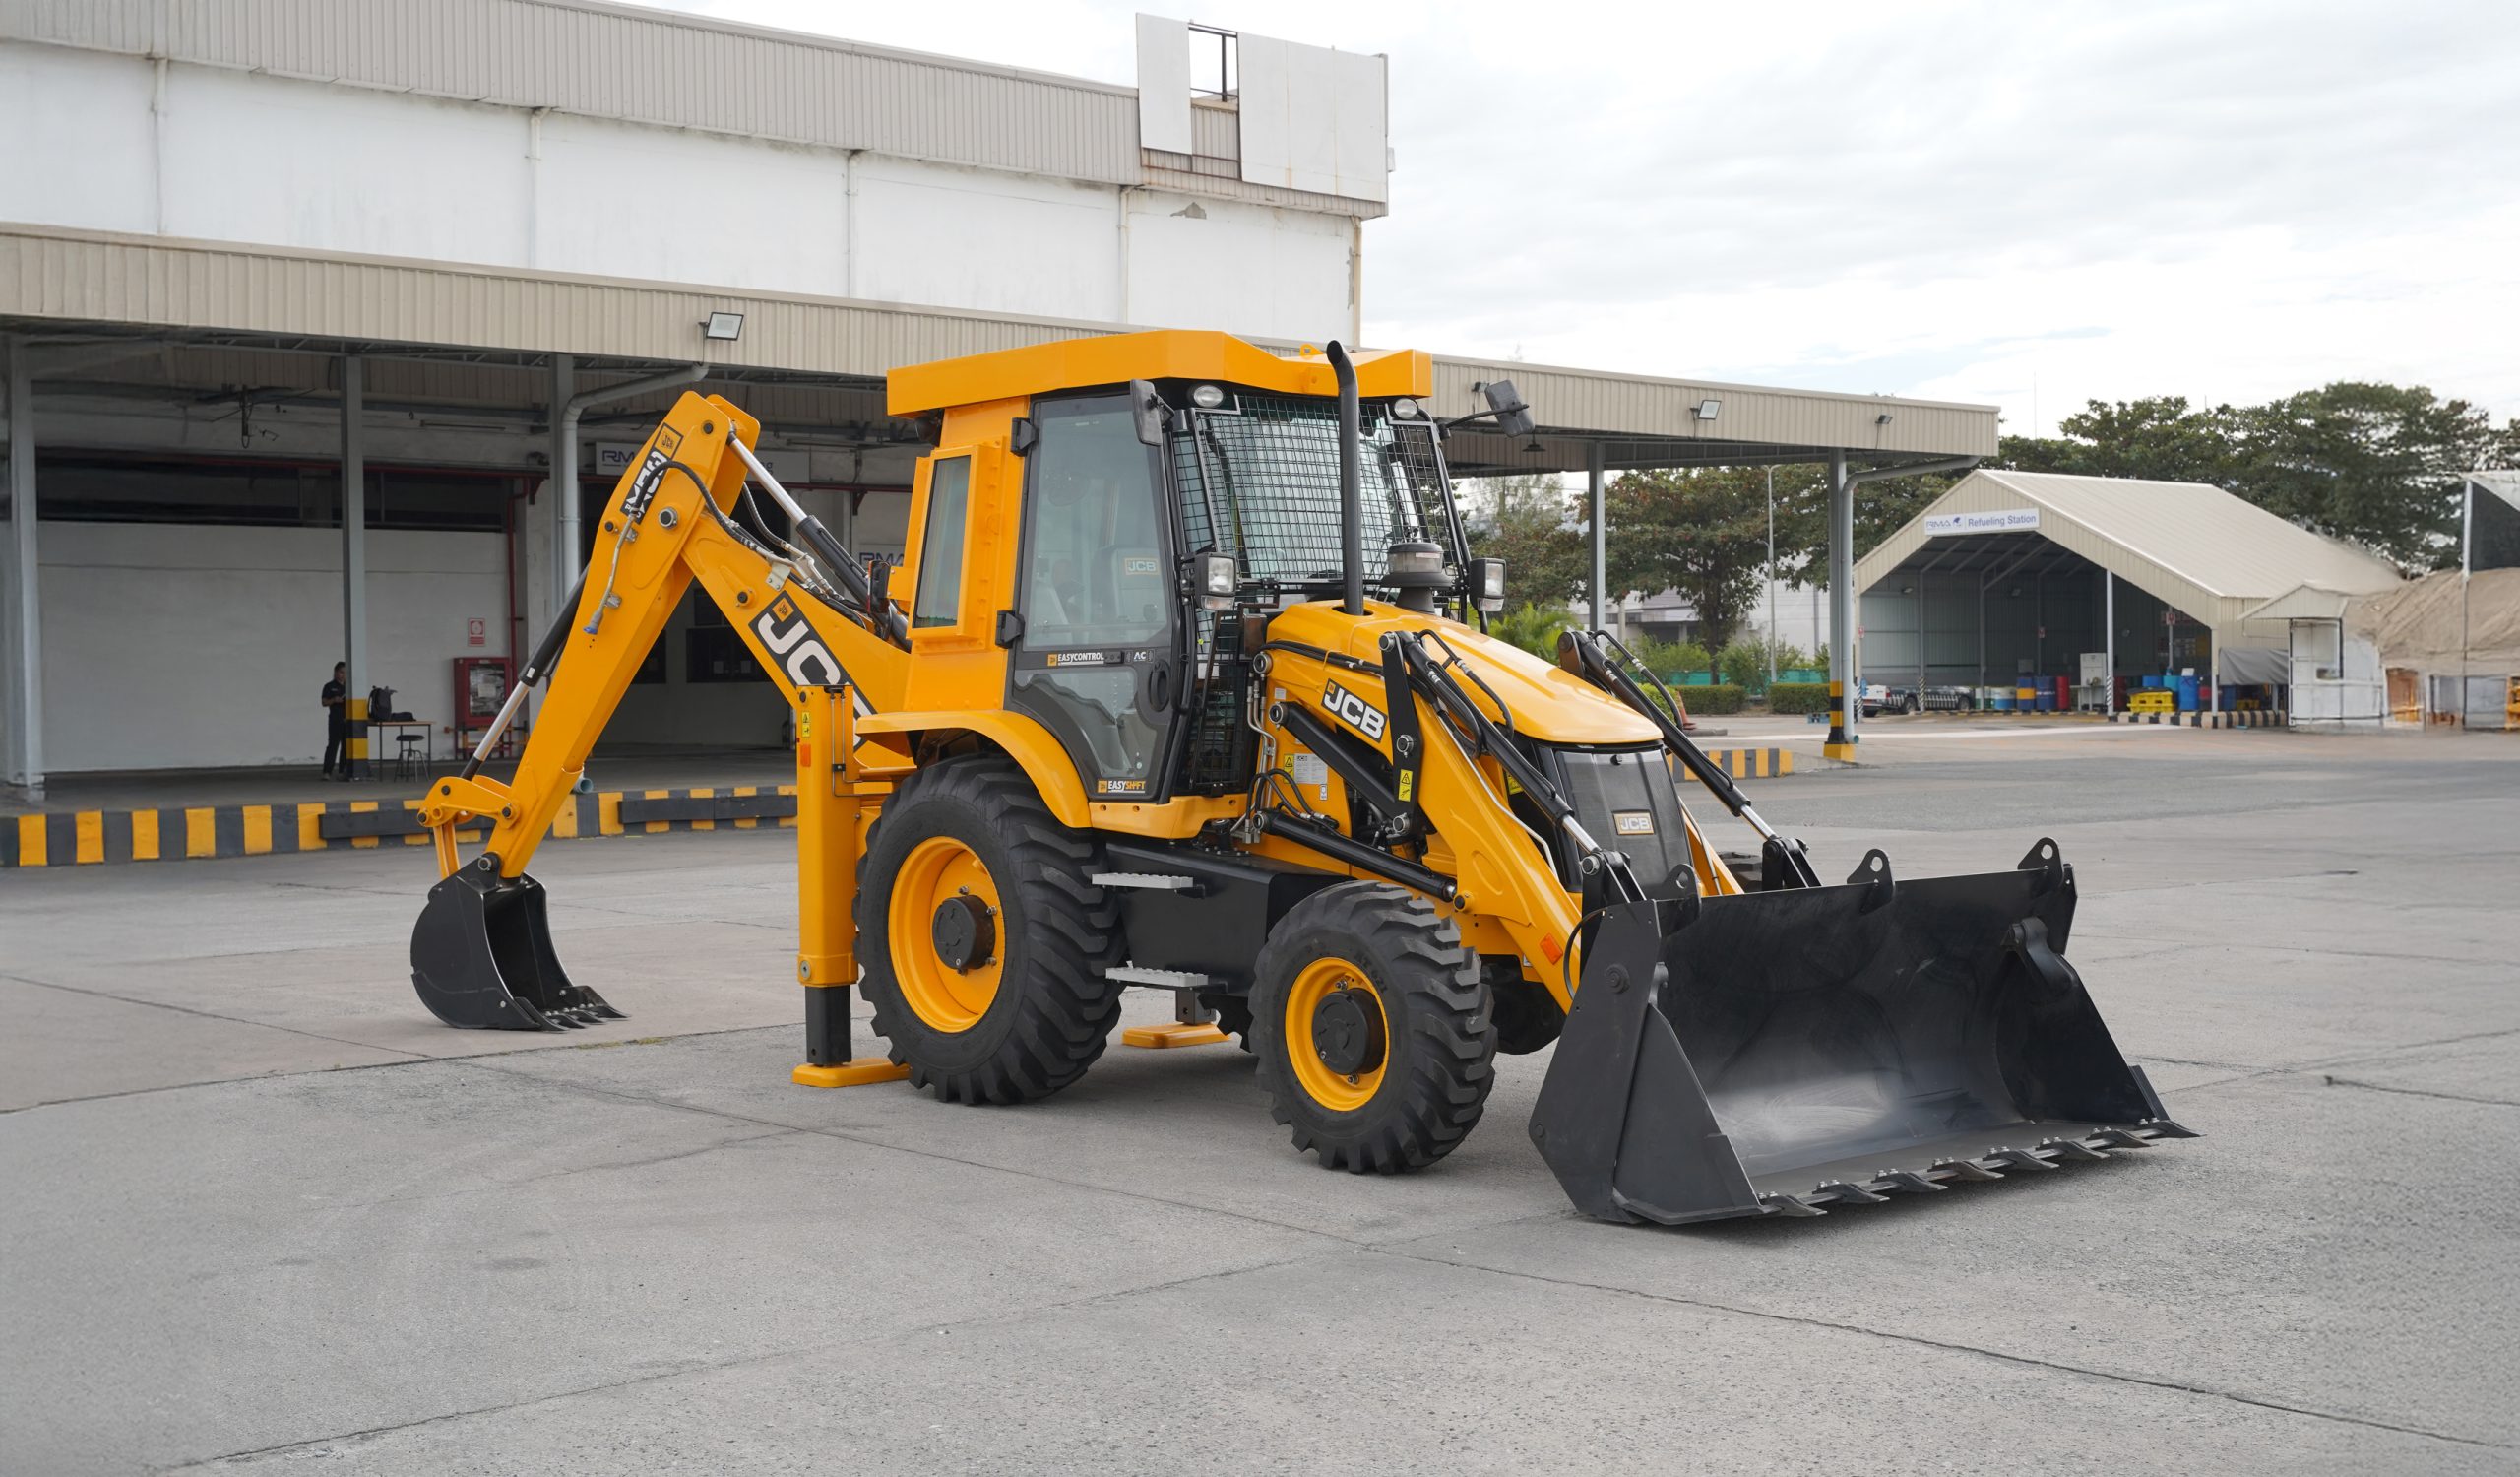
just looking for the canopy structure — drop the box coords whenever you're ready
[1856,470,2403,698]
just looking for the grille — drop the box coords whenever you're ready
[1174,396,1459,590]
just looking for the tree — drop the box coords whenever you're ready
[1592,467,1776,652]
[2229,384,2507,571]
[1997,385,2518,572]
[1460,472,1585,610]
[1763,464,1955,589]
[2000,397,2243,485]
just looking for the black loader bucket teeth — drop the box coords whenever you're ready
[1531,839,2194,1224]
[410,857,624,1031]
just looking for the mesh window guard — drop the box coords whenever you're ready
[1174,396,1458,591]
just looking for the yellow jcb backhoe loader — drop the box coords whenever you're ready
[408,331,2191,1223]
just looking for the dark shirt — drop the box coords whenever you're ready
[322,678,347,734]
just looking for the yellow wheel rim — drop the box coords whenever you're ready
[1284,955,1388,1113]
[888,836,1003,1032]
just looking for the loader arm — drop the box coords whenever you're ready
[417,392,912,881]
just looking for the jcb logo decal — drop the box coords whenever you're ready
[754,598,847,689]
[1322,681,1387,741]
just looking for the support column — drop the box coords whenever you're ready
[1824,451,1857,759]
[1917,578,1927,698]
[3,337,42,802]
[1588,441,1606,632]
[2103,569,2116,713]
[341,355,368,778]
[550,351,576,623]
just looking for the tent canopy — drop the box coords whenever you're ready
[1859,471,2405,632]
[2349,567,2520,672]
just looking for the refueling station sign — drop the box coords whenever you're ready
[1923,508,2041,536]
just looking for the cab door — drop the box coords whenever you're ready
[1008,392,1180,801]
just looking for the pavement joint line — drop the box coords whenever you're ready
[2069,934,2509,969]
[2291,1022,2520,1072]
[2090,868,2360,896]
[0,1016,812,1117]
[2319,1075,2520,1111]
[448,1052,1383,1252]
[0,970,434,1067]
[1360,1246,2513,1452]
[162,1246,1342,1473]
[350,1127,806,1209]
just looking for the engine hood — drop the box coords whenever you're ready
[1265,601,1661,747]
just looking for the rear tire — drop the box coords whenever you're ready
[859,755,1121,1104]
[1251,882,1495,1172]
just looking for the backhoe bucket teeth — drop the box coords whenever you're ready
[1531,840,2188,1225]
[410,861,622,1031]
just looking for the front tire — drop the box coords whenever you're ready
[859,756,1121,1104]
[1251,883,1495,1173]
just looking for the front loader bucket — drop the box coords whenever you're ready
[1531,840,2193,1223]
[410,862,624,1031]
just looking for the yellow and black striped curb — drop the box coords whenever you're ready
[2106,711,2288,728]
[1693,746,1796,781]
[3,785,798,869]
[7,749,1805,870]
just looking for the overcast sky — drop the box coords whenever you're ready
[659,1,2520,433]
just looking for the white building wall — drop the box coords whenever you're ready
[36,522,507,772]
[851,156,1124,324]
[0,44,158,234]
[0,41,1351,341]
[1125,192,1355,342]
[533,112,850,294]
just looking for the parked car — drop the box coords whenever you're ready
[1861,684,1976,715]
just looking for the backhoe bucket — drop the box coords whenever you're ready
[410,862,624,1031]
[1531,840,2192,1223]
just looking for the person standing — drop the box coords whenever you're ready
[321,662,350,779]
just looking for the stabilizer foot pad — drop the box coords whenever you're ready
[792,1059,912,1089]
[1121,1022,1232,1050]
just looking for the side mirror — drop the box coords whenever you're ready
[1482,378,1535,440]
[1129,379,1168,447]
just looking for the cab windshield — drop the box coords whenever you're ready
[1171,394,1463,593]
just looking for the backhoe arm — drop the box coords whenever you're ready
[417,392,911,881]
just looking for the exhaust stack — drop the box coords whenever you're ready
[1327,341,1363,616]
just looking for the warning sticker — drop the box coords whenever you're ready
[1290,752,1329,792]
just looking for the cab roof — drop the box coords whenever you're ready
[886,329,1432,416]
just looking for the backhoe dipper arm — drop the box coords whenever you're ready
[416,392,911,880]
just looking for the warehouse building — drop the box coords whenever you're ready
[0,0,1992,801]
[1854,470,2403,711]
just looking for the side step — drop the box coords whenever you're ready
[1092,872,1205,895]
[1104,964,1233,1050]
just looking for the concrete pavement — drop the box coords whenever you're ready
[2,730,2514,1473]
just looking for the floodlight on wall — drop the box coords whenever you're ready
[702,311,746,342]
[1693,398,1722,421]
[1875,412,1896,425]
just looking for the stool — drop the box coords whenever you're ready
[394,731,425,781]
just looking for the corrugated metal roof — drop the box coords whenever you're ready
[0,0,1383,217]
[1858,469,2404,630]
[1431,355,1996,468]
[2,225,1997,464]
